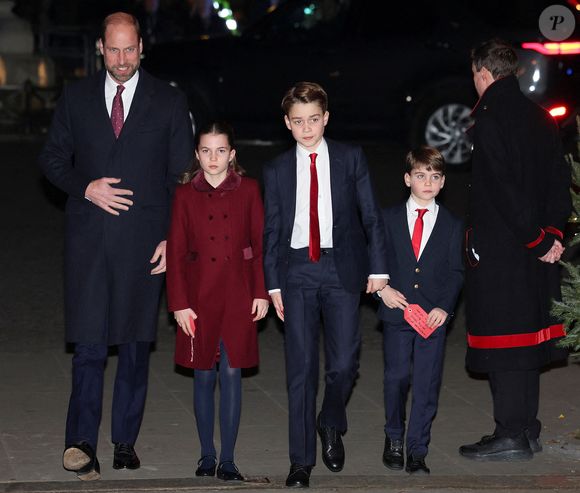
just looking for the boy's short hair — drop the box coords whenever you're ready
[471,38,518,79]
[281,82,328,115]
[405,146,446,174]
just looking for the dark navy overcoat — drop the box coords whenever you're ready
[39,68,194,345]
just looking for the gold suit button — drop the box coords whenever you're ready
[413,283,419,289]
[415,267,420,273]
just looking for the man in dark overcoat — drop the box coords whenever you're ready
[459,39,571,461]
[39,12,193,480]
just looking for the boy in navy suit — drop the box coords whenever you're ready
[263,82,387,488]
[377,147,463,474]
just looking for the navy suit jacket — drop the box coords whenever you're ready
[263,139,387,294]
[377,202,464,324]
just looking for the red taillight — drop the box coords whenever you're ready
[548,105,568,118]
[522,42,580,55]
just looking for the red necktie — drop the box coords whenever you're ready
[309,152,321,262]
[111,84,125,139]
[411,208,428,260]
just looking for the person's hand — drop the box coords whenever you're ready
[427,307,448,328]
[84,177,133,215]
[251,298,269,321]
[366,277,388,294]
[539,239,564,264]
[270,291,284,321]
[377,285,408,310]
[150,240,167,274]
[174,308,197,337]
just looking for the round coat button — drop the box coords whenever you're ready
[413,283,419,289]
[211,257,216,262]
[415,267,421,273]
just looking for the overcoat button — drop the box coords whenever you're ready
[223,214,228,219]
[210,236,215,240]
[208,215,213,220]
[211,257,216,262]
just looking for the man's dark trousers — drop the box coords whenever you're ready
[489,369,540,439]
[65,342,151,449]
[284,247,360,467]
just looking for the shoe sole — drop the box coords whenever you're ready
[63,447,91,471]
[460,449,533,461]
[383,458,404,471]
[77,469,100,481]
[113,462,140,470]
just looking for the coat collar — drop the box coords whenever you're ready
[191,170,242,192]
[471,75,519,118]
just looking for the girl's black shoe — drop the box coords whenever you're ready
[195,455,217,477]
[217,461,244,481]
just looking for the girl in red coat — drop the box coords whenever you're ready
[166,121,269,481]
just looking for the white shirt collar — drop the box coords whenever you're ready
[105,69,139,93]
[296,138,327,160]
[406,196,436,215]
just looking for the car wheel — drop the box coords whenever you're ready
[411,87,475,167]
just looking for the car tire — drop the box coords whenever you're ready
[410,84,476,169]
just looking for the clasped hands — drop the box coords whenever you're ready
[85,177,165,275]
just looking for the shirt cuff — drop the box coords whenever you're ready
[268,289,281,295]
[368,274,389,279]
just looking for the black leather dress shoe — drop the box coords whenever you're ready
[316,414,345,472]
[217,461,244,481]
[459,433,533,461]
[405,455,430,474]
[195,455,217,476]
[525,430,543,453]
[113,443,141,470]
[63,442,100,481]
[382,435,404,470]
[286,464,312,488]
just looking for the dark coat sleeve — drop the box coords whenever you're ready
[262,162,282,291]
[166,91,194,192]
[475,115,566,257]
[435,214,464,315]
[354,147,388,275]
[38,86,92,198]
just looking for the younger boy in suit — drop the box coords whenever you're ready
[263,82,387,488]
[377,146,463,474]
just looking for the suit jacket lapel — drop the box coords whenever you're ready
[280,148,297,230]
[421,205,447,259]
[395,205,416,262]
[327,139,343,221]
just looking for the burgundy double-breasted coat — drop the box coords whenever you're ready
[166,171,268,369]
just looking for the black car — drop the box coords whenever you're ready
[142,0,579,166]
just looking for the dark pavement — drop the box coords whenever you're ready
[0,136,579,492]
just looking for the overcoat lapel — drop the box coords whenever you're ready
[117,69,154,141]
[88,71,116,145]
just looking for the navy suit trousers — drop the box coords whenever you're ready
[383,321,446,457]
[65,341,151,450]
[283,248,361,466]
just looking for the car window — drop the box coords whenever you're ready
[247,0,350,43]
